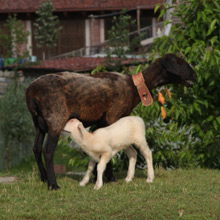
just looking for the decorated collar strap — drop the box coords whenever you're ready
[132,72,153,106]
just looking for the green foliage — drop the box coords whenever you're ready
[55,135,89,170]
[67,0,220,170]
[91,65,107,74]
[105,10,143,70]
[0,78,34,169]
[34,0,62,59]
[148,0,220,168]
[132,103,200,169]
[0,14,30,59]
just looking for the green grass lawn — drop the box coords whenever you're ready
[0,168,220,220]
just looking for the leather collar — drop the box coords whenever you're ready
[132,72,153,106]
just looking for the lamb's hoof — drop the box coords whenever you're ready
[94,184,102,190]
[146,177,154,183]
[125,177,133,183]
[79,181,87,187]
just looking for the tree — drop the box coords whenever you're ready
[146,0,220,168]
[0,14,30,60]
[105,10,143,70]
[34,0,62,60]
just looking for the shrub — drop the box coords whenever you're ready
[0,77,34,169]
[150,0,220,168]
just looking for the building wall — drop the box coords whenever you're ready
[85,18,105,47]
[32,18,85,60]
[0,9,161,60]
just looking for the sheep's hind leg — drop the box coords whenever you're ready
[43,133,60,190]
[33,128,47,182]
[80,159,96,186]
[124,146,137,182]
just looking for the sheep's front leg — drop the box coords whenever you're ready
[124,146,137,182]
[80,159,96,186]
[94,153,111,190]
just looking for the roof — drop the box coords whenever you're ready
[0,0,163,13]
[16,56,145,72]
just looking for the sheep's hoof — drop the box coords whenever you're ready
[48,184,60,190]
[40,172,48,182]
[41,176,48,182]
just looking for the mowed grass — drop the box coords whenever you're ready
[0,168,220,220]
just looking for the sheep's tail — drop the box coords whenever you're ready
[25,87,48,132]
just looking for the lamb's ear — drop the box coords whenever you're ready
[161,55,182,76]
[77,123,84,139]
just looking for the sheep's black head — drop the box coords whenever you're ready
[161,54,197,87]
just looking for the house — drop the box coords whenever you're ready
[0,0,163,60]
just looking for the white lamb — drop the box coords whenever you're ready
[64,116,154,190]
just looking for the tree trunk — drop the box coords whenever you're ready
[5,150,10,170]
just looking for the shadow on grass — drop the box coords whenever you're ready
[57,168,150,184]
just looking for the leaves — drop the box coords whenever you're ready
[0,14,30,59]
[34,0,62,58]
[105,10,143,70]
[149,0,220,168]
[206,19,217,36]
[154,3,161,13]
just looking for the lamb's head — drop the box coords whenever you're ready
[159,53,197,87]
[64,119,85,142]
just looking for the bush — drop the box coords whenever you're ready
[55,135,89,171]
[65,0,220,170]
[149,0,220,168]
[0,76,34,170]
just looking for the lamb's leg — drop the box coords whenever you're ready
[80,159,96,186]
[33,128,47,182]
[43,133,60,190]
[94,153,112,190]
[137,140,154,183]
[124,146,137,182]
[93,160,116,182]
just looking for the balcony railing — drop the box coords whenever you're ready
[52,21,168,59]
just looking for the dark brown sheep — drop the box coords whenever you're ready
[25,54,197,189]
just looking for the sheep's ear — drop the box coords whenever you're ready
[77,123,84,139]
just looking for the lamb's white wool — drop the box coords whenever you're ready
[64,116,154,190]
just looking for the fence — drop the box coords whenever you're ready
[52,22,166,59]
